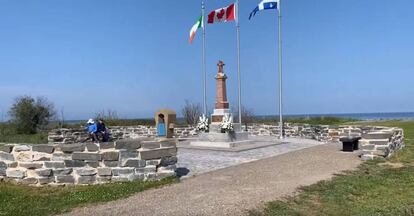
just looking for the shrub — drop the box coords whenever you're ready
[8,96,56,134]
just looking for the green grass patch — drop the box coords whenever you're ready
[0,177,177,216]
[254,121,414,216]
[0,124,48,144]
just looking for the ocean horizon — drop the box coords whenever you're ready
[56,112,414,124]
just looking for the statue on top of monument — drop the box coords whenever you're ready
[217,60,225,75]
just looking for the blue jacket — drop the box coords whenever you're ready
[87,123,97,133]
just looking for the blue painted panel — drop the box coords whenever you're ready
[157,123,166,137]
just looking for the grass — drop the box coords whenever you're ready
[0,177,177,216]
[252,121,414,216]
[0,124,48,144]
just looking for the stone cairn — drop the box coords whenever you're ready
[0,138,177,186]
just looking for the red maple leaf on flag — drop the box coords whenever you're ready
[217,9,225,20]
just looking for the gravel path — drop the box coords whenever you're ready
[61,142,361,216]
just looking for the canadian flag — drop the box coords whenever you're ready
[208,3,236,24]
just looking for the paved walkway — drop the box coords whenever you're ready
[62,142,362,216]
[177,137,326,176]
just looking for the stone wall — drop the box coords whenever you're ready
[48,126,197,144]
[0,138,177,186]
[47,123,405,161]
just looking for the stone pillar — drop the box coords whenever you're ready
[215,61,229,109]
[211,61,231,124]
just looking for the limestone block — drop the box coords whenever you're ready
[112,168,134,176]
[86,161,99,168]
[86,143,99,152]
[77,176,96,184]
[97,167,112,176]
[52,153,72,161]
[96,176,111,184]
[135,165,156,174]
[6,169,26,179]
[0,145,14,153]
[115,139,141,150]
[53,168,73,176]
[64,160,86,167]
[14,145,31,152]
[32,145,55,154]
[139,147,177,160]
[55,175,75,184]
[111,176,130,182]
[18,178,38,185]
[103,161,119,167]
[145,173,157,181]
[101,151,119,161]
[375,145,390,150]
[146,159,161,166]
[119,150,139,164]
[141,141,160,149]
[0,168,5,176]
[30,151,51,161]
[72,153,101,161]
[156,170,176,179]
[362,132,393,140]
[0,152,15,161]
[75,168,97,176]
[44,161,65,168]
[99,142,115,149]
[159,140,176,148]
[58,143,85,153]
[122,159,146,168]
[35,169,52,177]
[38,177,54,185]
[160,156,178,166]
[19,162,43,169]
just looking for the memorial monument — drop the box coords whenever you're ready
[190,61,251,148]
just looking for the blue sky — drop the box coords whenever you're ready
[0,0,413,120]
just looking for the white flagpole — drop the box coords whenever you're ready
[278,0,283,139]
[202,0,207,116]
[236,0,242,124]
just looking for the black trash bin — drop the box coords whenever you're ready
[340,136,361,152]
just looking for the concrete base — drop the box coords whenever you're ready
[181,136,284,152]
[190,140,253,148]
[198,131,248,142]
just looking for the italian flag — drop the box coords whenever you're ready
[189,15,203,44]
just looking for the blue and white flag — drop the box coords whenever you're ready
[249,0,279,20]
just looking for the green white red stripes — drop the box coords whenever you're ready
[189,15,203,44]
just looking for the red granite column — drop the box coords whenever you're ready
[215,61,229,109]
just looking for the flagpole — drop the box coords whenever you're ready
[278,0,283,139]
[236,0,242,124]
[202,0,207,116]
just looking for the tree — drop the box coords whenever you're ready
[8,96,56,134]
[181,100,202,126]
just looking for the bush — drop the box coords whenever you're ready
[8,96,56,134]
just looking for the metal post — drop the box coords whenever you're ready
[202,0,207,116]
[278,0,283,139]
[236,0,242,124]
